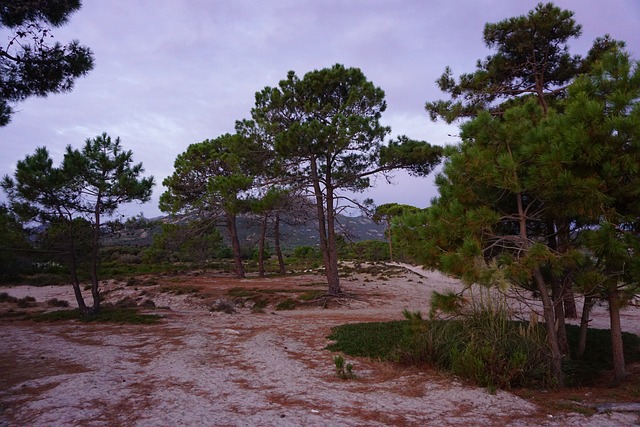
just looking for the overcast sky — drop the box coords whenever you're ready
[1,0,639,219]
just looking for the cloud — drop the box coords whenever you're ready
[1,0,638,217]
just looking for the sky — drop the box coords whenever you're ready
[1,0,639,219]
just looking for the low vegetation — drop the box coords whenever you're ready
[31,307,162,324]
[327,314,640,390]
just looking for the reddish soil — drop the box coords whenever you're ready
[1,264,638,426]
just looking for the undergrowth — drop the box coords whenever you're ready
[327,314,640,390]
[32,308,162,324]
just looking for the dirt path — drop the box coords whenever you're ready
[1,265,638,426]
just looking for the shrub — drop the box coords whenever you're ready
[400,293,553,390]
[46,298,70,307]
[210,298,236,314]
[334,355,356,380]
[0,292,18,303]
[275,298,297,310]
[292,246,321,260]
[17,296,37,308]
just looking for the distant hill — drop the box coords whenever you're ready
[103,213,386,249]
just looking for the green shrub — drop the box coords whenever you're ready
[292,246,321,260]
[275,298,297,310]
[327,320,406,358]
[334,355,356,380]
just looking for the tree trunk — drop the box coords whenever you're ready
[274,213,286,275]
[226,214,245,278]
[258,214,267,278]
[577,295,595,358]
[552,279,569,355]
[325,183,341,295]
[563,281,578,318]
[608,287,626,383]
[310,158,341,295]
[517,192,563,385]
[68,248,88,314]
[534,267,564,387]
[65,220,88,313]
[90,202,101,313]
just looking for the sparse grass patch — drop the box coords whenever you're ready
[275,298,297,310]
[299,290,325,301]
[251,298,268,312]
[298,282,327,287]
[159,284,201,295]
[32,307,162,324]
[226,287,256,298]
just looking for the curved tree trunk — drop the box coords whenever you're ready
[68,242,88,313]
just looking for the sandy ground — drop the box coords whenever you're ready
[0,263,639,426]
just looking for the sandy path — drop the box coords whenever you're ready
[0,265,638,426]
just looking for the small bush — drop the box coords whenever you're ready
[210,298,236,314]
[141,299,156,308]
[17,296,37,308]
[334,355,356,380]
[0,292,18,303]
[275,298,297,311]
[46,298,70,307]
[251,298,268,313]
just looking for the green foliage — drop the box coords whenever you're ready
[161,133,258,278]
[0,0,94,126]
[0,204,31,281]
[144,220,224,267]
[1,134,154,312]
[340,240,389,262]
[333,355,356,380]
[292,245,321,260]
[326,320,406,358]
[424,2,608,122]
[429,290,466,317]
[251,63,441,294]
